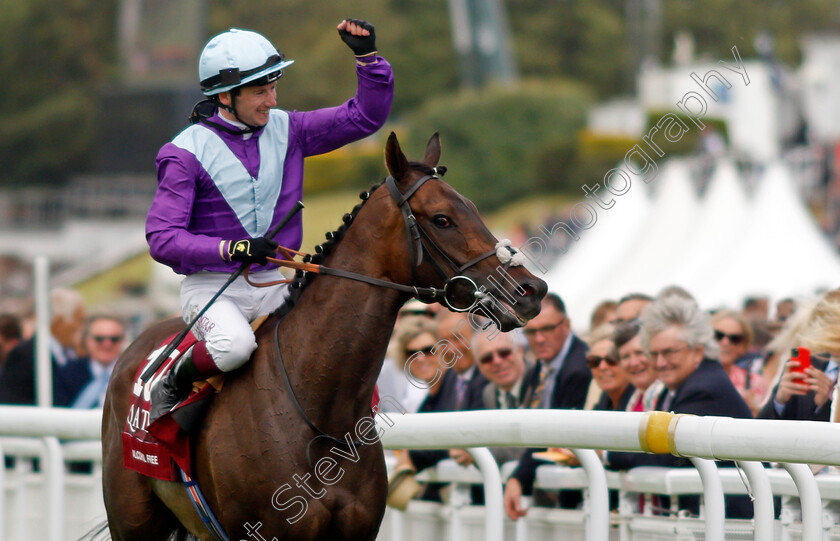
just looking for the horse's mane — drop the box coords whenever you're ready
[271,161,436,319]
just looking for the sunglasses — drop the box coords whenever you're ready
[405,346,435,358]
[92,335,123,344]
[522,319,565,338]
[713,330,745,345]
[478,348,513,365]
[586,355,619,369]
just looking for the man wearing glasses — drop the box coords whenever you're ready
[72,315,127,409]
[606,294,753,518]
[520,293,590,411]
[504,293,590,515]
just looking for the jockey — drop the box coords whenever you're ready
[146,20,393,419]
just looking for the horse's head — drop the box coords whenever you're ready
[380,131,547,331]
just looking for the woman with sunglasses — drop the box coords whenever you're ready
[586,324,634,411]
[389,317,459,504]
[711,310,767,416]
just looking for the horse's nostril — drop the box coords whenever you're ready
[522,284,535,297]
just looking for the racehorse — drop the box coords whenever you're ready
[101,132,547,540]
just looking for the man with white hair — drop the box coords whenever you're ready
[605,295,753,518]
[0,289,91,406]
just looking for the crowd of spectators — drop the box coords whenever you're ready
[2,282,839,523]
[377,285,840,521]
[0,288,126,410]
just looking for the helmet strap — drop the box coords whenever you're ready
[192,94,262,135]
[225,91,262,134]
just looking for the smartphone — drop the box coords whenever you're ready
[791,347,811,377]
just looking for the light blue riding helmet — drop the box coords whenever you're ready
[199,29,295,96]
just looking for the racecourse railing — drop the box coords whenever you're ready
[3,407,840,540]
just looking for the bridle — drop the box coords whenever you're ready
[256,171,516,312]
[381,172,503,311]
[263,170,524,458]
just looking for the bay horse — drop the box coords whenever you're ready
[101,132,547,540]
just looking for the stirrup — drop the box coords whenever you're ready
[149,346,197,422]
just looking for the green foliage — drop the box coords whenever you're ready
[404,79,592,210]
[302,145,384,195]
[510,0,630,96]
[3,0,840,189]
[0,0,116,185]
[643,111,728,156]
[571,131,641,189]
[209,0,459,116]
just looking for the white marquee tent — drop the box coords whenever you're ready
[540,160,840,331]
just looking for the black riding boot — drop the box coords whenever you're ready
[149,346,203,424]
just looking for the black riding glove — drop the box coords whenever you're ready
[227,237,278,265]
[338,18,377,56]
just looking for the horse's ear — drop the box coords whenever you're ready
[422,132,441,168]
[385,131,410,180]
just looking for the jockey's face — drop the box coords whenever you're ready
[219,81,277,127]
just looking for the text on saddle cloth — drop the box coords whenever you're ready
[122,332,213,481]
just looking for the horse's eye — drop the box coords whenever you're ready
[432,214,452,228]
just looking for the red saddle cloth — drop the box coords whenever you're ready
[122,332,214,481]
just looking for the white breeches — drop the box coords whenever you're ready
[180,270,290,372]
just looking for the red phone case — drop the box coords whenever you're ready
[791,347,811,376]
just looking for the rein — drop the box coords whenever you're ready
[247,173,513,312]
[260,172,525,460]
[272,317,367,464]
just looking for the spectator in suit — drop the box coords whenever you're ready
[613,293,653,324]
[711,310,767,416]
[759,290,838,422]
[605,295,754,519]
[72,315,126,409]
[0,313,22,373]
[0,289,89,407]
[743,295,773,353]
[504,323,631,519]
[774,298,796,327]
[521,293,590,411]
[615,319,663,412]
[436,311,487,412]
[449,330,534,469]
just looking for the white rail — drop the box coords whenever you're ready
[3,407,840,540]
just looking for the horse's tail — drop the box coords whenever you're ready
[77,521,110,541]
[76,522,198,541]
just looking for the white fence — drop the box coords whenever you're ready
[3,407,840,540]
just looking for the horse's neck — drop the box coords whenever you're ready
[272,234,406,431]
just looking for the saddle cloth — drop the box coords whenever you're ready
[121,332,214,481]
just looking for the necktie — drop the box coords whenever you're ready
[529,364,553,409]
[661,390,676,412]
[73,370,110,409]
[505,391,517,410]
[455,376,468,410]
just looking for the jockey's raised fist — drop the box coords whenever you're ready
[337,18,377,57]
[227,237,278,265]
